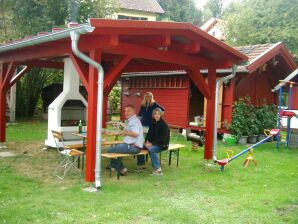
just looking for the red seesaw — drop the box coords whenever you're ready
[216,129,280,171]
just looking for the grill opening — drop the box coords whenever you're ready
[61,100,86,126]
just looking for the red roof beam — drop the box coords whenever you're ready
[122,63,185,73]
[106,41,213,68]
[24,59,64,69]
[121,34,171,48]
[0,35,119,63]
[168,40,200,54]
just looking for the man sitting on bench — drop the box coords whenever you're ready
[107,104,144,176]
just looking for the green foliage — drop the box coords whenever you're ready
[157,0,203,25]
[256,104,278,133]
[203,0,223,21]
[230,97,251,136]
[108,83,121,111]
[16,68,63,117]
[0,0,15,43]
[223,0,298,62]
[231,97,278,136]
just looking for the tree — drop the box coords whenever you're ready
[157,0,203,25]
[0,0,15,43]
[8,0,118,117]
[223,0,298,62]
[203,0,223,21]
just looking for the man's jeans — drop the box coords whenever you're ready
[108,143,141,170]
[147,145,162,170]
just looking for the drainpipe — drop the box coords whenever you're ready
[70,31,104,190]
[212,65,237,162]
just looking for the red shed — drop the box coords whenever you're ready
[121,42,297,132]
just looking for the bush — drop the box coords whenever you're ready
[256,104,277,133]
[230,97,251,137]
[230,96,262,137]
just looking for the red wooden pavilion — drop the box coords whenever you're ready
[0,19,247,183]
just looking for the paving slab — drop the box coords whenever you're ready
[0,151,16,157]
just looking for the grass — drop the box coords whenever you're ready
[0,119,297,224]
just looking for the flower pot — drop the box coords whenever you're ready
[238,135,248,144]
[290,134,298,148]
[258,134,267,142]
[248,135,258,144]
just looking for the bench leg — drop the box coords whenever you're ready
[81,154,85,171]
[168,149,180,167]
[116,158,121,180]
[176,149,180,167]
[77,156,81,169]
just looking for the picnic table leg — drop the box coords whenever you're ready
[176,149,180,167]
[169,150,172,166]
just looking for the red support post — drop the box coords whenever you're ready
[0,63,8,143]
[204,68,217,160]
[85,49,101,182]
[0,88,6,142]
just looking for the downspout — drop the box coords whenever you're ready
[70,31,104,190]
[212,65,237,162]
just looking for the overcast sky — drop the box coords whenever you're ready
[195,0,234,9]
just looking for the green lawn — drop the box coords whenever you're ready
[0,120,297,224]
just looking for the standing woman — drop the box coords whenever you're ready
[135,92,165,171]
[138,92,165,128]
[145,108,170,175]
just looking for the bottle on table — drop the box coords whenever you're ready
[78,120,83,133]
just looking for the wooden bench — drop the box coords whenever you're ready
[101,143,185,179]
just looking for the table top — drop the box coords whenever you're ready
[72,130,123,138]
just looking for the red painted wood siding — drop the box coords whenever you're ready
[235,71,277,106]
[292,87,298,109]
[221,79,235,125]
[121,76,189,127]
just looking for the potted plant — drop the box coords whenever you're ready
[255,104,277,142]
[230,97,251,144]
[247,102,260,144]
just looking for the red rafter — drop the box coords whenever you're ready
[187,67,211,99]
[8,65,31,88]
[69,53,90,90]
[104,55,132,94]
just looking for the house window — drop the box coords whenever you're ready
[118,15,148,21]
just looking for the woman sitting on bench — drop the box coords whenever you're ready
[145,108,170,175]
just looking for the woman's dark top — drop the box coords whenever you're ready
[145,118,170,150]
[138,102,165,126]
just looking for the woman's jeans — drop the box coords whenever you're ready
[147,145,162,170]
[108,143,141,170]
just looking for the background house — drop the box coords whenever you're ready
[114,0,164,21]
